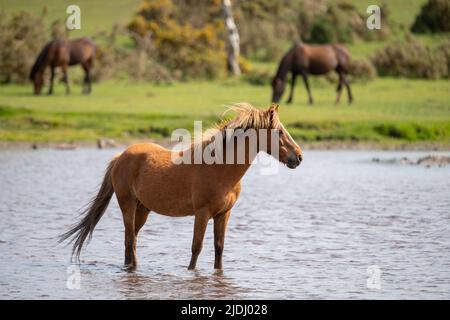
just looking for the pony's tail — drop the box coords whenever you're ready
[59,157,118,262]
[29,42,51,80]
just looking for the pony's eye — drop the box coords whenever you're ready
[279,130,284,135]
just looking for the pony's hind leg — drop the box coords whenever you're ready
[117,194,138,271]
[342,73,353,104]
[301,72,313,105]
[335,72,344,104]
[135,202,150,236]
[81,59,93,95]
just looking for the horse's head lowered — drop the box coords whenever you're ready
[225,103,303,169]
[30,72,44,95]
[29,61,44,95]
[271,77,285,103]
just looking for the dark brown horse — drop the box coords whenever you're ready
[30,37,96,95]
[272,42,353,105]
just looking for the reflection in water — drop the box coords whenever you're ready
[114,269,243,299]
[0,149,449,299]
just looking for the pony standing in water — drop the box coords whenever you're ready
[60,103,303,271]
[30,37,96,95]
[272,42,353,105]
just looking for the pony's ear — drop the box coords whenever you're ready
[268,103,280,113]
[268,103,280,126]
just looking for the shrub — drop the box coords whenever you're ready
[436,41,450,78]
[301,2,390,44]
[233,0,301,61]
[308,17,336,44]
[372,38,448,79]
[411,0,450,33]
[0,11,46,84]
[242,69,272,86]
[347,59,377,81]
[128,0,227,79]
[92,24,173,83]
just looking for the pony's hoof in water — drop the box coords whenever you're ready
[122,264,137,272]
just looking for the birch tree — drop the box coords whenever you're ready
[222,0,241,76]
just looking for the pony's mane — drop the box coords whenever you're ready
[199,103,279,147]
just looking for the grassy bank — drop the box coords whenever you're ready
[0,78,449,148]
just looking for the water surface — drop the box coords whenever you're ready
[0,149,449,299]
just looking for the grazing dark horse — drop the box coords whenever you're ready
[29,37,96,95]
[272,42,353,105]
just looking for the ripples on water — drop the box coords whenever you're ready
[0,148,449,299]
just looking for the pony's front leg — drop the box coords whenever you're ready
[286,73,297,104]
[188,210,210,270]
[48,66,55,95]
[213,210,231,270]
[62,65,70,95]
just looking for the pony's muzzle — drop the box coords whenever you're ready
[286,154,302,169]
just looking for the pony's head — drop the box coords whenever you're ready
[271,77,285,103]
[29,42,50,95]
[264,103,303,168]
[226,103,303,169]
[31,72,44,95]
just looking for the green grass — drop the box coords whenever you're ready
[1,0,449,147]
[331,0,428,29]
[2,0,428,37]
[0,0,141,37]
[1,79,449,146]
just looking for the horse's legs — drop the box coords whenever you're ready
[335,72,344,104]
[301,72,313,105]
[342,73,353,104]
[213,210,231,270]
[62,64,70,95]
[117,194,138,271]
[48,66,55,95]
[134,203,150,236]
[188,209,209,270]
[82,60,92,95]
[286,72,297,104]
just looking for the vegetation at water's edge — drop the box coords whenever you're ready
[1,79,449,147]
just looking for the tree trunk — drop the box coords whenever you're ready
[222,0,241,76]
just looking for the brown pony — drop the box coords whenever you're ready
[60,103,303,271]
[272,42,353,105]
[30,37,96,95]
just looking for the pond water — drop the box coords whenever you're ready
[0,148,449,299]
